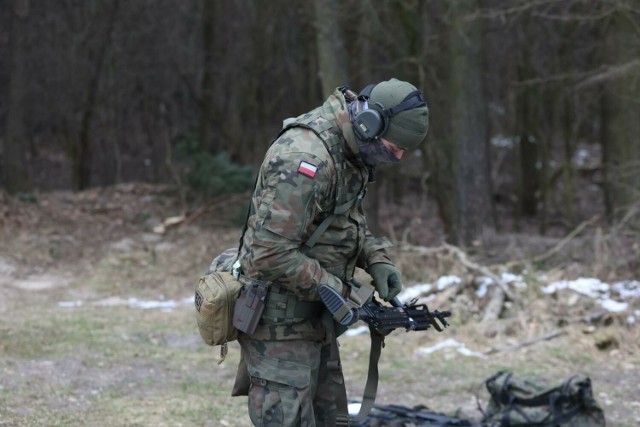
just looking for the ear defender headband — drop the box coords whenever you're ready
[352,83,426,142]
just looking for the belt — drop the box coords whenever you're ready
[262,285,324,321]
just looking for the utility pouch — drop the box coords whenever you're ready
[233,279,270,335]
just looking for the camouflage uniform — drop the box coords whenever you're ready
[237,88,396,426]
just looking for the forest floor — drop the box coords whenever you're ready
[0,183,638,427]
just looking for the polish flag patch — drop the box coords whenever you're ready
[298,161,318,178]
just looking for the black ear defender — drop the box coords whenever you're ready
[351,83,426,142]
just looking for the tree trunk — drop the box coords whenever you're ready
[355,0,383,236]
[2,0,32,194]
[73,0,120,190]
[198,0,216,154]
[601,5,640,220]
[449,0,493,247]
[561,96,576,226]
[515,71,539,218]
[313,0,349,97]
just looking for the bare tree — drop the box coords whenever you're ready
[601,1,640,220]
[449,0,494,246]
[2,0,32,194]
[198,0,217,154]
[314,0,349,97]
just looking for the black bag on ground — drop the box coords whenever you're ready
[480,371,605,427]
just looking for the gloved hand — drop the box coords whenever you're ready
[367,263,403,302]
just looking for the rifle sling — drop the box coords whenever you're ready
[351,333,384,423]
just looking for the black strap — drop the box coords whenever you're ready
[358,83,376,100]
[357,83,426,118]
[386,91,426,117]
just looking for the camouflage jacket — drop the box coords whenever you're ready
[238,88,394,340]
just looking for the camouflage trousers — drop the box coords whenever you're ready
[238,335,339,427]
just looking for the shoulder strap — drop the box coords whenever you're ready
[350,333,385,424]
[304,190,365,248]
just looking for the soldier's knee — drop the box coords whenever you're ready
[249,377,311,426]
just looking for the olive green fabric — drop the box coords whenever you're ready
[481,371,606,427]
[369,78,429,149]
[239,335,338,426]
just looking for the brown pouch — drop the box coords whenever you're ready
[194,271,242,346]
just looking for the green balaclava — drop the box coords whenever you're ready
[369,78,429,150]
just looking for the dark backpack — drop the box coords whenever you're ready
[480,371,606,427]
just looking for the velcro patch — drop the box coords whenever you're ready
[298,161,318,178]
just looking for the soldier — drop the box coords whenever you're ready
[236,78,429,426]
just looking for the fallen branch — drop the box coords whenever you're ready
[484,329,566,355]
[160,192,249,231]
[498,214,600,270]
[398,242,516,318]
[442,243,514,301]
[482,287,506,322]
[530,215,600,265]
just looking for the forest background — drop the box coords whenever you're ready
[1,1,639,426]
[2,0,640,257]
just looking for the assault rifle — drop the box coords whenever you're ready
[319,283,452,424]
[358,295,450,336]
[318,284,451,336]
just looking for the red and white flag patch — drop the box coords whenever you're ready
[298,161,318,178]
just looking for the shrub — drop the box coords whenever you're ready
[178,138,253,198]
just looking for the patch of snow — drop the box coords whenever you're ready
[397,283,433,303]
[599,299,628,313]
[611,281,640,299]
[348,402,362,416]
[475,272,524,297]
[416,338,486,359]
[127,297,177,310]
[58,300,83,308]
[435,275,461,291]
[344,325,369,337]
[543,277,638,313]
[60,295,192,312]
[475,276,493,298]
[11,274,70,291]
[542,277,609,299]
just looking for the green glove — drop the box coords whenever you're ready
[367,263,403,301]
